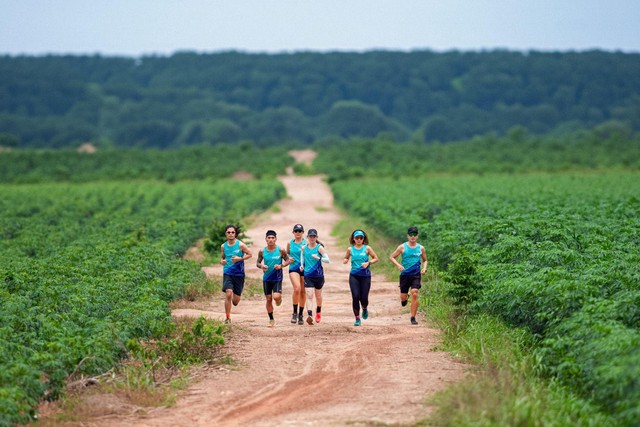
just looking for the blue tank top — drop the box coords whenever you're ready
[288,239,305,271]
[223,240,245,276]
[303,243,323,278]
[401,242,422,276]
[350,245,370,277]
[262,245,283,282]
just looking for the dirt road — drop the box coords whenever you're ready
[86,154,466,426]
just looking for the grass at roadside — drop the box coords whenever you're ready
[33,264,233,426]
[334,214,616,426]
[422,273,617,427]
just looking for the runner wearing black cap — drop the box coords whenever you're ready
[389,226,428,325]
[287,224,306,324]
[300,228,330,325]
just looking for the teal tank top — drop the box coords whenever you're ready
[262,246,283,282]
[223,240,245,276]
[350,245,370,277]
[303,243,323,278]
[401,243,422,276]
[288,239,305,271]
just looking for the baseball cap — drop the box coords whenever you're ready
[293,224,304,232]
[407,226,419,235]
[266,230,277,237]
[353,230,365,237]
[307,228,318,236]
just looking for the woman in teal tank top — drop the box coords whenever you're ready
[342,229,379,326]
[286,224,306,324]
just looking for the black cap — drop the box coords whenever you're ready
[307,228,318,236]
[407,226,419,234]
[266,230,277,237]
[293,224,304,232]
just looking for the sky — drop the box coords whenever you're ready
[1,0,639,57]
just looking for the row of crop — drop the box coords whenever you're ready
[0,144,292,183]
[0,179,285,425]
[331,172,640,425]
[313,126,640,182]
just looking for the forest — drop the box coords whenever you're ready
[1,49,640,148]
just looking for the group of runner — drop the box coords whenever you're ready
[220,224,428,327]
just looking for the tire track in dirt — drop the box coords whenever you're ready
[92,159,466,426]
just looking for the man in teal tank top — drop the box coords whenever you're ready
[256,230,290,327]
[389,226,428,325]
[220,224,252,324]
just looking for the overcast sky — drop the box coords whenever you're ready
[1,1,639,57]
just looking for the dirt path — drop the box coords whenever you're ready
[90,152,466,426]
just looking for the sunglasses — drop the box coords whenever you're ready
[226,231,236,234]
[408,232,418,237]
[294,230,303,233]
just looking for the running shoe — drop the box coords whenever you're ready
[411,317,418,325]
[268,319,275,327]
[291,313,298,324]
[298,314,304,325]
[224,318,231,324]
[354,318,361,326]
[315,312,322,323]
[306,315,314,325]
[362,308,368,320]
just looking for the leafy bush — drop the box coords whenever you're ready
[203,219,248,254]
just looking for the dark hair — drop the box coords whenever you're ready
[265,229,277,237]
[225,224,238,234]
[349,229,369,245]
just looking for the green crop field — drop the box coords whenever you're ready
[331,172,640,425]
[0,179,284,424]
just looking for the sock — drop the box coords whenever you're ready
[316,306,322,313]
[293,304,298,314]
[401,300,408,307]
[268,312,274,320]
[308,309,312,316]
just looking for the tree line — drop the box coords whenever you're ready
[1,49,639,148]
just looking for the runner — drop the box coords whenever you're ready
[286,223,306,325]
[220,224,252,324]
[389,226,428,325]
[300,228,330,325]
[343,229,379,326]
[256,230,290,327]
